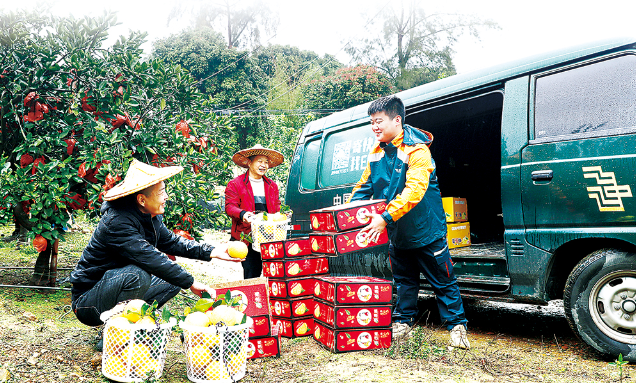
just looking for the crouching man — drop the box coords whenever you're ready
[351,96,470,349]
[70,160,241,334]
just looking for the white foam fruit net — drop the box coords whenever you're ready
[180,321,251,383]
[251,215,289,251]
[100,309,176,382]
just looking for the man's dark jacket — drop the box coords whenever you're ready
[69,199,213,302]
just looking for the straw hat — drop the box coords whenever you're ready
[232,144,284,168]
[103,159,183,201]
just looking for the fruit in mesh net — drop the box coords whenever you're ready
[123,299,147,323]
[205,360,231,380]
[207,305,243,326]
[188,344,213,371]
[184,311,211,327]
[227,349,246,375]
[228,241,248,259]
[104,355,127,377]
[104,316,132,351]
[200,332,221,347]
[122,343,154,367]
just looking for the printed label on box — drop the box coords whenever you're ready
[247,336,281,359]
[261,238,312,259]
[212,277,270,317]
[314,300,392,329]
[249,315,271,338]
[268,277,315,299]
[263,257,330,278]
[272,316,314,338]
[310,200,387,232]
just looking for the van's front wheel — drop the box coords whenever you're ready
[563,249,636,361]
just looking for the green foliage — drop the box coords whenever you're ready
[385,326,447,360]
[609,353,629,382]
[346,3,499,90]
[152,27,268,150]
[0,10,236,243]
[304,65,395,111]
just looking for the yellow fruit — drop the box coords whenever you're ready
[288,263,301,275]
[294,303,308,316]
[314,326,321,340]
[288,243,300,255]
[227,349,246,375]
[104,317,132,352]
[314,282,320,296]
[207,305,243,326]
[122,343,154,368]
[184,311,211,327]
[123,299,147,323]
[271,212,287,222]
[311,216,319,229]
[201,333,221,348]
[290,283,304,296]
[188,344,213,371]
[311,238,319,252]
[205,360,231,380]
[104,355,127,377]
[314,304,321,318]
[228,241,248,259]
[297,322,309,335]
[135,358,161,378]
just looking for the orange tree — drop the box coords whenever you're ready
[0,11,235,281]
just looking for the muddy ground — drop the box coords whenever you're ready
[0,224,632,383]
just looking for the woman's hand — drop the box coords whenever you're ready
[243,211,255,223]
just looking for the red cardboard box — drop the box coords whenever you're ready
[263,257,329,278]
[261,237,312,259]
[212,277,269,317]
[247,336,281,359]
[268,277,315,299]
[249,315,271,338]
[313,321,392,353]
[314,276,393,305]
[310,228,388,255]
[272,316,314,338]
[313,300,392,329]
[309,200,387,232]
[270,297,315,318]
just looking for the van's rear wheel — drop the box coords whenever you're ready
[563,249,636,361]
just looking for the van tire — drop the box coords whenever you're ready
[563,249,636,361]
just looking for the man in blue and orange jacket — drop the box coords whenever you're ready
[349,95,469,349]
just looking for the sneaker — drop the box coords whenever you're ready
[94,337,103,352]
[392,322,411,340]
[448,324,470,350]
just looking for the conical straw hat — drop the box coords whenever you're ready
[103,159,183,201]
[232,144,284,168]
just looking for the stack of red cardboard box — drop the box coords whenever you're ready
[312,276,393,353]
[261,237,327,338]
[211,277,281,359]
[306,200,394,352]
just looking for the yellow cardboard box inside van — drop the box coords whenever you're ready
[447,222,471,249]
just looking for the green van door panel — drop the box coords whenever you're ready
[522,54,636,252]
[501,76,530,230]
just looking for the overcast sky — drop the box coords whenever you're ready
[2,0,636,75]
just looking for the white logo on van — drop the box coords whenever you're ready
[583,166,633,212]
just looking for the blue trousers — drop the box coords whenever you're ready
[72,264,181,326]
[390,237,467,330]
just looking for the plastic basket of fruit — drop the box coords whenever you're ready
[100,300,177,382]
[179,304,252,383]
[250,212,289,251]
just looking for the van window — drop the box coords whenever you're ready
[320,125,376,188]
[534,55,636,141]
[300,139,321,190]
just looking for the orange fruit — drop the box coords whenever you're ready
[228,242,248,259]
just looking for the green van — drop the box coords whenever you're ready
[285,37,636,360]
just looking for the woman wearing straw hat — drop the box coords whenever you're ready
[69,160,242,331]
[225,145,284,279]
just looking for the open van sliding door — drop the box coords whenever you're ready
[521,54,636,300]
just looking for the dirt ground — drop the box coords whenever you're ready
[0,225,633,383]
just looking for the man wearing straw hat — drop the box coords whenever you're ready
[70,159,242,331]
[225,144,285,279]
